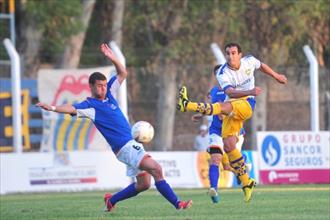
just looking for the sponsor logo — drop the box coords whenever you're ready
[29,152,97,185]
[245,69,252,75]
[262,135,281,166]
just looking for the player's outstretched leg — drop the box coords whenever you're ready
[104,171,153,212]
[104,182,140,212]
[177,86,223,115]
[140,157,193,210]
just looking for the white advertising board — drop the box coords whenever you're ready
[0,151,129,194]
[1,150,260,194]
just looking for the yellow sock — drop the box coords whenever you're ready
[227,148,249,186]
[186,102,222,115]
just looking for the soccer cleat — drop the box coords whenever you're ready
[176,199,193,210]
[177,86,189,112]
[208,187,220,203]
[242,178,256,202]
[104,193,115,212]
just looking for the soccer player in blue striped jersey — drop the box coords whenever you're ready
[37,43,192,212]
[178,42,287,202]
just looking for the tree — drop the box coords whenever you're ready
[60,0,96,68]
[111,0,125,47]
[17,0,83,77]
[290,0,330,67]
[148,0,188,151]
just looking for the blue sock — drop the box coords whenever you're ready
[110,183,139,205]
[155,180,179,208]
[209,164,219,190]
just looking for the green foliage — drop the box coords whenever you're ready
[25,0,84,59]
[21,0,328,68]
[122,0,329,68]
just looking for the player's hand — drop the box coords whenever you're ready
[35,102,52,111]
[191,113,203,122]
[251,87,262,96]
[275,74,288,84]
[100,43,116,60]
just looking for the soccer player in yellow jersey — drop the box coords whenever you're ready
[178,42,287,202]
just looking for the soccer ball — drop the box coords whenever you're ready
[131,121,154,143]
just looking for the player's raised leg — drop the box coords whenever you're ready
[177,86,232,115]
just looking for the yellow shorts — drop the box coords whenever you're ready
[222,99,253,138]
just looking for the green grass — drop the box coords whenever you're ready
[1,185,330,220]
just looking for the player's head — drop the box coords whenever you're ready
[89,72,107,99]
[224,42,242,68]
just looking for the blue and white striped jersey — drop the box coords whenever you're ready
[216,55,261,101]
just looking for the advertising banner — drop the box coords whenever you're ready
[0,151,129,194]
[257,131,330,184]
[1,151,260,194]
[151,152,203,188]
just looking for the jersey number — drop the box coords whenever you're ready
[133,145,141,151]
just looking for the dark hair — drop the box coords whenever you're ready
[224,42,242,53]
[213,64,222,76]
[89,72,107,85]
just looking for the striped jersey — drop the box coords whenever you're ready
[216,55,261,101]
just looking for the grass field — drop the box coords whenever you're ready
[1,185,330,220]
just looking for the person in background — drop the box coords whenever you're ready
[194,124,209,151]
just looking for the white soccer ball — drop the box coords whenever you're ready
[131,121,154,143]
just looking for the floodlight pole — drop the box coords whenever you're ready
[303,45,319,131]
[3,38,22,153]
[109,41,128,119]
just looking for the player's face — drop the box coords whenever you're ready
[90,80,107,99]
[225,46,242,69]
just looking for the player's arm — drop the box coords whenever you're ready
[218,70,261,98]
[100,43,127,84]
[36,102,77,115]
[225,87,262,98]
[259,63,288,84]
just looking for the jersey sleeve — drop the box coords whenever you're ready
[72,100,95,120]
[217,70,233,92]
[107,75,120,97]
[246,55,261,69]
